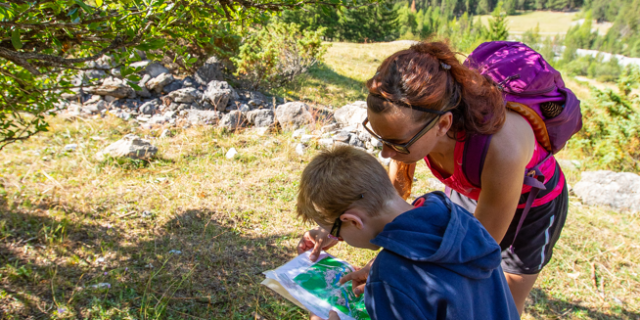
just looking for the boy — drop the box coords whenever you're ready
[297,146,520,320]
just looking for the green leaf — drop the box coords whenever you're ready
[127,81,142,91]
[96,0,103,7]
[11,29,23,50]
[187,57,198,64]
[73,0,93,13]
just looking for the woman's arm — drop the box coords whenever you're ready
[389,160,416,200]
[474,112,535,244]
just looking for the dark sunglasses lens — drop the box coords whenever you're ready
[391,144,409,154]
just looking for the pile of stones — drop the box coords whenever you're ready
[56,56,388,161]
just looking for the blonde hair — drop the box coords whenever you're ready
[296,146,397,224]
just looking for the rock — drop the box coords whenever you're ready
[160,129,173,138]
[112,99,142,111]
[292,128,306,138]
[301,134,318,144]
[162,80,183,94]
[105,95,118,103]
[130,60,151,70]
[334,101,367,128]
[82,69,107,81]
[146,73,174,93]
[88,77,134,98]
[194,57,224,86]
[226,148,238,159]
[95,134,158,161]
[220,110,246,130]
[145,62,169,78]
[112,110,131,121]
[318,138,334,148]
[332,132,350,143]
[167,88,202,104]
[140,99,160,115]
[275,102,314,130]
[378,151,391,166]
[248,91,269,105]
[371,139,383,148]
[349,134,365,148]
[573,171,640,213]
[187,110,221,125]
[203,81,235,112]
[321,123,339,133]
[295,143,306,155]
[83,100,107,114]
[239,104,251,113]
[426,178,445,191]
[85,95,102,105]
[182,77,195,88]
[248,99,263,108]
[64,144,78,152]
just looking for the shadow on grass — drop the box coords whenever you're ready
[527,288,640,320]
[0,199,304,319]
[274,62,367,107]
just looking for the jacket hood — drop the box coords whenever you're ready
[370,191,502,279]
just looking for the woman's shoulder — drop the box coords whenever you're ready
[488,110,536,165]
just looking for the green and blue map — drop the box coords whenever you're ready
[293,257,370,320]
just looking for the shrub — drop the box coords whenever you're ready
[567,72,640,172]
[232,22,329,89]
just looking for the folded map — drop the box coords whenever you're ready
[261,251,370,320]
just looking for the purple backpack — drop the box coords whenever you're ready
[460,41,583,252]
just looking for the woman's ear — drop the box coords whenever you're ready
[341,212,364,230]
[436,112,453,137]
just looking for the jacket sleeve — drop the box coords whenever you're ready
[365,282,431,320]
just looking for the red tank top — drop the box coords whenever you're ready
[424,133,565,208]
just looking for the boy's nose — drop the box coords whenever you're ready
[380,144,396,159]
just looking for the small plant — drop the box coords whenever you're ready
[232,22,329,89]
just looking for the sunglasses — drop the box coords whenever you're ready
[327,194,364,241]
[362,115,440,155]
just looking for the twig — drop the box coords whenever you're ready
[41,170,64,189]
[591,262,604,300]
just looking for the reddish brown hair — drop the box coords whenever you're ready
[296,146,396,224]
[366,41,506,139]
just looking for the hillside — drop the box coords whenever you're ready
[1,41,638,320]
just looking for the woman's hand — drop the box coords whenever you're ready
[310,311,340,320]
[339,258,375,297]
[297,226,339,262]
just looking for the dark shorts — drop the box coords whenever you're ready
[448,164,569,275]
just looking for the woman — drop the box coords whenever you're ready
[298,41,569,316]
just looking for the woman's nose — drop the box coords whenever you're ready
[380,144,396,159]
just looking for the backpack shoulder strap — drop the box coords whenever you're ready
[462,133,493,188]
[506,102,553,152]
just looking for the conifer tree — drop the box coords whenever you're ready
[487,1,509,40]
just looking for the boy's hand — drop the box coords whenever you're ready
[310,311,340,320]
[339,258,375,297]
[297,227,338,262]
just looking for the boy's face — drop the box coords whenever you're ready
[314,207,381,250]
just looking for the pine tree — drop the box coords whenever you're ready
[487,1,509,41]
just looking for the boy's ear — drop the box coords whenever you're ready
[341,211,365,229]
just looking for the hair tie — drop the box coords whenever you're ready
[440,62,451,70]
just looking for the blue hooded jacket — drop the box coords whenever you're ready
[364,192,520,320]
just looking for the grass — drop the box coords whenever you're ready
[271,41,413,108]
[476,11,612,35]
[1,42,639,319]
